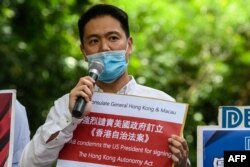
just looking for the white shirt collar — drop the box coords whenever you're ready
[94,76,137,94]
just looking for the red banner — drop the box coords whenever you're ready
[0,90,15,167]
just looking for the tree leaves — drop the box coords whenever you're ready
[1,0,250,165]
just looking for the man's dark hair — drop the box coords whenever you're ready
[78,4,130,44]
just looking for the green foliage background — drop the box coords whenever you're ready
[1,0,250,165]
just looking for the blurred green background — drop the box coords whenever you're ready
[1,0,250,166]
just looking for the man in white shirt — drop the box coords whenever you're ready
[20,4,190,167]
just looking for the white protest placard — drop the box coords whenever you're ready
[57,92,188,167]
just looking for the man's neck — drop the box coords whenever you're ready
[96,72,130,93]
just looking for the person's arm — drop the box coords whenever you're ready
[12,101,30,167]
[19,76,94,167]
[19,94,83,167]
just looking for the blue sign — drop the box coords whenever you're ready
[197,127,250,167]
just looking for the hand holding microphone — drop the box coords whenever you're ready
[72,61,104,118]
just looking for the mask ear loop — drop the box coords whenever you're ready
[83,50,88,62]
[125,41,130,64]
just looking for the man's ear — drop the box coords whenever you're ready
[127,37,133,55]
[80,44,88,61]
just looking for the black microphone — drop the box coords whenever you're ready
[72,61,104,118]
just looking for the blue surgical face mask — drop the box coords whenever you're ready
[86,50,128,83]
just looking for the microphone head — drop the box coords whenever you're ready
[89,61,104,76]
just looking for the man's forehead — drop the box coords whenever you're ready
[85,15,121,28]
[83,16,124,37]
